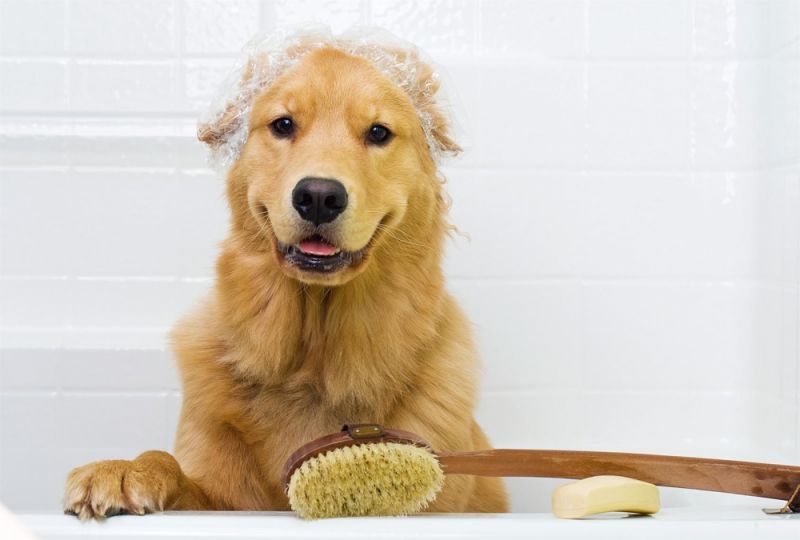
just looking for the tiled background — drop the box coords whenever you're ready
[1,0,799,513]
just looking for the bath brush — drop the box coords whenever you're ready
[282,424,800,519]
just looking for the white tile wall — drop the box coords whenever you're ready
[184,0,261,54]
[70,0,177,55]
[267,0,366,33]
[478,0,584,58]
[587,0,691,59]
[587,63,691,168]
[0,0,66,55]
[0,0,799,515]
[0,60,68,111]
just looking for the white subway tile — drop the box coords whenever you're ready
[0,60,68,112]
[1,393,59,448]
[369,0,475,56]
[579,390,794,462]
[477,390,586,450]
[165,391,182,451]
[444,171,759,279]
[183,0,260,54]
[69,0,177,54]
[0,0,66,54]
[1,133,205,169]
[503,478,571,513]
[578,281,759,393]
[466,64,586,168]
[183,58,238,112]
[0,327,174,350]
[268,0,365,33]
[452,280,583,391]
[478,0,584,58]
[0,136,68,166]
[0,279,74,327]
[779,287,798,413]
[2,349,180,391]
[69,279,211,328]
[66,135,207,169]
[0,392,173,509]
[1,447,71,510]
[56,350,180,391]
[56,393,169,450]
[588,0,690,58]
[587,64,690,168]
[573,172,759,278]
[764,0,800,57]
[783,173,800,283]
[0,350,60,390]
[458,279,774,397]
[751,287,790,399]
[762,58,800,166]
[444,171,586,278]
[0,169,226,277]
[690,62,760,168]
[0,396,3,488]
[756,170,793,283]
[70,61,177,112]
[0,277,211,328]
[692,0,766,58]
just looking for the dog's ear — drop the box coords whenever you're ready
[197,57,261,148]
[198,42,316,148]
[371,46,461,157]
[409,59,461,156]
[197,101,240,147]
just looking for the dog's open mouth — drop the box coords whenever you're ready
[278,234,365,273]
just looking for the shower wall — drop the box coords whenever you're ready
[1,0,798,512]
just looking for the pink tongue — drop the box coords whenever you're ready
[298,238,338,256]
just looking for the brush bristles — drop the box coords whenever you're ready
[287,442,444,519]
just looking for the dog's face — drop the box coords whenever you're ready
[201,46,457,286]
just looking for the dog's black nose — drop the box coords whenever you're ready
[292,177,348,225]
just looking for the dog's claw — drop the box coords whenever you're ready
[63,456,174,520]
[103,507,127,518]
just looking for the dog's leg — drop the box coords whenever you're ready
[63,450,212,519]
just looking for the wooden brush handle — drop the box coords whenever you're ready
[437,449,800,502]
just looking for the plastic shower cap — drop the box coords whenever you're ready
[197,26,460,174]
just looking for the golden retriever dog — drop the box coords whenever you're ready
[63,30,508,519]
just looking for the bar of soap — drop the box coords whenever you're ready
[552,475,660,519]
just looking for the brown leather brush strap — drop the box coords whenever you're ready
[281,425,427,488]
[438,449,800,504]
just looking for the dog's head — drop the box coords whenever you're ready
[199,30,459,286]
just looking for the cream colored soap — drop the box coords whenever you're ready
[551,475,660,519]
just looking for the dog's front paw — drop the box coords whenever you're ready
[63,451,180,520]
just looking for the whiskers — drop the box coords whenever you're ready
[362,209,428,250]
[373,223,426,250]
[243,204,275,252]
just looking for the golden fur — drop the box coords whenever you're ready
[63,45,508,519]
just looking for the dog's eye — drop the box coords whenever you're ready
[270,117,295,138]
[366,124,392,146]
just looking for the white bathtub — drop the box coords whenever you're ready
[14,508,800,540]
